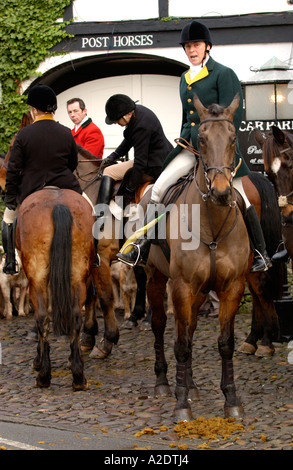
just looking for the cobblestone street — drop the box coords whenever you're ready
[0,302,293,451]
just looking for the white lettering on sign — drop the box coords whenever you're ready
[81,34,154,49]
[240,120,293,132]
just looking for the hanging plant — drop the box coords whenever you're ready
[0,0,73,153]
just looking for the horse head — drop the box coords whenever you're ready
[193,94,239,206]
[255,126,293,219]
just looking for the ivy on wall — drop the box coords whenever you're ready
[0,0,73,153]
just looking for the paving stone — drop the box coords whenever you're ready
[0,309,293,449]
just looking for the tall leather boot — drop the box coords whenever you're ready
[2,220,17,275]
[245,205,272,272]
[93,176,115,268]
[117,201,157,267]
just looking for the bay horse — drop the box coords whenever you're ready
[141,94,282,421]
[0,114,121,360]
[15,188,95,390]
[254,126,293,263]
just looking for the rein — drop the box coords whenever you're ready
[76,158,103,190]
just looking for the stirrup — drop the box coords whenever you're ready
[117,242,141,267]
[250,250,271,273]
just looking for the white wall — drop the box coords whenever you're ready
[55,74,181,157]
[72,0,293,22]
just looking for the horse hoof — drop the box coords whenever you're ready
[224,405,245,419]
[140,321,151,331]
[123,319,138,329]
[255,345,275,357]
[154,384,172,397]
[80,333,95,352]
[73,381,88,392]
[237,342,257,355]
[89,338,113,359]
[35,379,50,389]
[174,407,193,422]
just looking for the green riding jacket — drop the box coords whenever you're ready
[163,56,250,177]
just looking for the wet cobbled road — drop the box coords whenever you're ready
[0,302,292,452]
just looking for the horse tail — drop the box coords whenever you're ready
[49,204,73,337]
[248,172,284,298]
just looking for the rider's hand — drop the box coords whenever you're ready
[100,152,119,171]
[107,151,119,163]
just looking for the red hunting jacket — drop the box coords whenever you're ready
[71,118,105,158]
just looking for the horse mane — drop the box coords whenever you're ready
[207,103,225,117]
[76,145,101,161]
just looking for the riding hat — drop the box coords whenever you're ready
[26,84,57,113]
[105,94,136,125]
[180,21,212,48]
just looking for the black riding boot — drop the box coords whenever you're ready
[2,220,17,275]
[117,201,157,267]
[245,205,272,272]
[93,176,115,267]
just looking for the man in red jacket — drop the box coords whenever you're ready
[67,98,105,158]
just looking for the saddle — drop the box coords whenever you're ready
[151,171,195,263]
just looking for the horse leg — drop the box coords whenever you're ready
[31,288,51,388]
[124,265,147,328]
[70,292,88,391]
[147,269,171,398]
[218,280,245,419]
[80,281,99,352]
[238,272,279,357]
[89,262,119,358]
[172,277,197,422]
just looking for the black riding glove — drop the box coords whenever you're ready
[100,152,120,171]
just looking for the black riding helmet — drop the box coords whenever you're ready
[180,21,212,48]
[105,94,136,125]
[26,84,57,112]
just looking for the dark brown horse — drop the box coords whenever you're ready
[255,126,293,263]
[139,95,282,421]
[15,188,95,390]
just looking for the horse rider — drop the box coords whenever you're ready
[93,94,173,264]
[67,97,105,158]
[2,84,99,274]
[117,21,272,273]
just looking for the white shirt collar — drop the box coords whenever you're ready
[189,56,210,80]
[74,115,88,132]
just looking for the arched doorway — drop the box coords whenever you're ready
[30,52,187,153]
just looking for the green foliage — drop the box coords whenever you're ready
[0,0,72,152]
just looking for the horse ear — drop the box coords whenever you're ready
[224,93,240,120]
[193,94,208,120]
[254,129,266,149]
[272,125,285,145]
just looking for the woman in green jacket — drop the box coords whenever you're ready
[117,21,271,273]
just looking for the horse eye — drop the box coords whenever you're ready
[198,136,206,145]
